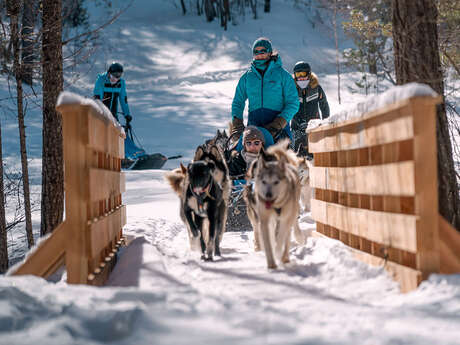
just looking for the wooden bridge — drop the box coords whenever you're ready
[9,89,460,292]
[308,92,460,292]
[9,94,126,285]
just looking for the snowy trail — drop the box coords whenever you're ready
[1,170,460,345]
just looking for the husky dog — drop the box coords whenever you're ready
[244,140,305,268]
[165,145,229,260]
[298,157,313,213]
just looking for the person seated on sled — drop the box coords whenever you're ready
[230,37,299,151]
[93,61,132,127]
[228,126,265,180]
[290,61,330,158]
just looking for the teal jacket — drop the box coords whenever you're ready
[231,55,299,125]
[93,72,130,121]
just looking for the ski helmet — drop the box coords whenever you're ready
[293,61,311,78]
[108,62,123,77]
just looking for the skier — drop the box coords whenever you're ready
[231,37,299,150]
[290,61,330,158]
[228,126,265,179]
[93,62,132,127]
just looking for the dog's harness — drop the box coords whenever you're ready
[189,177,215,214]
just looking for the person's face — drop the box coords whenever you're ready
[253,46,270,60]
[244,139,263,153]
[109,72,121,83]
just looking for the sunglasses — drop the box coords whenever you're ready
[294,71,309,78]
[253,48,268,56]
[111,72,122,78]
[245,140,262,146]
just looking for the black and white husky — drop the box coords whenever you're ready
[165,145,229,260]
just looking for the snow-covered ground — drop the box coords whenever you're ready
[2,170,460,345]
[1,0,460,344]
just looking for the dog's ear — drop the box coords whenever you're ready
[194,145,205,161]
[207,160,216,171]
[210,145,222,162]
[222,129,228,138]
[246,159,258,179]
[180,162,187,174]
[217,129,221,137]
[279,138,290,151]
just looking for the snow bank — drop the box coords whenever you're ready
[308,83,438,130]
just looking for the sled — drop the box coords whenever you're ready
[122,125,180,170]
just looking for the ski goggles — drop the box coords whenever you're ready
[253,48,269,56]
[110,71,123,78]
[294,71,310,78]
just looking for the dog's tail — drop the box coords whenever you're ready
[164,163,187,196]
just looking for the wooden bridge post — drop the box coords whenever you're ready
[410,98,440,278]
[60,104,90,284]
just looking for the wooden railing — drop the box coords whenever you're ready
[10,94,126,285]
[308,94,460,292]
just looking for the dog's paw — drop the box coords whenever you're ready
[267,263,277,269]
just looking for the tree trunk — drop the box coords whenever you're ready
[264,0,270,12]
[180,0,186,15]
[0,121,8,273]
[21,0,36,85]
[9,0,34,248]
[392,0,460,230]
[41,0,64,236]
[333,0,341,104]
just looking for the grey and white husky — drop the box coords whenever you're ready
[244,140,307,269]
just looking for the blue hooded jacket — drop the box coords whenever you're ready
[93,72,130,121]
[231,55,299,129]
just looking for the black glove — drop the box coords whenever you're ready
[231,117,245,139]
[264,116,287,139]
[125,115,132,123]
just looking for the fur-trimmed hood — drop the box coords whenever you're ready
[295,72,319,89]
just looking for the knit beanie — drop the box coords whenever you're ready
[252,37,272,54]
[243,126,265,145]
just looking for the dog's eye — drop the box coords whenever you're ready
[262,180,267,185]
[274,181,279,185]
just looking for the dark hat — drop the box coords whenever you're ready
[252,37,272,54]
[243,126,265,145]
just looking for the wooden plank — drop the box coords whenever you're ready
[311,199,418,252]
[87,205,126,260]
[62,105,90,284]
[439,214,460,274]
[310,162,415,196]
[350,246,422,293]
[10,222,67,278]
[410,98,440,278]
[308,105,414,153]
[88,109,109,153]
[89,169,126,202]
[118,135,125,159]
[312,230,422,292]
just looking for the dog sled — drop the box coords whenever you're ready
[122,125,182,170]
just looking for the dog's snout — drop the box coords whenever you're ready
[266,190,273,199]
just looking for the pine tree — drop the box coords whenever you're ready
[0,121,8,273]
[41,0,64,236]
[392,0,460,230]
